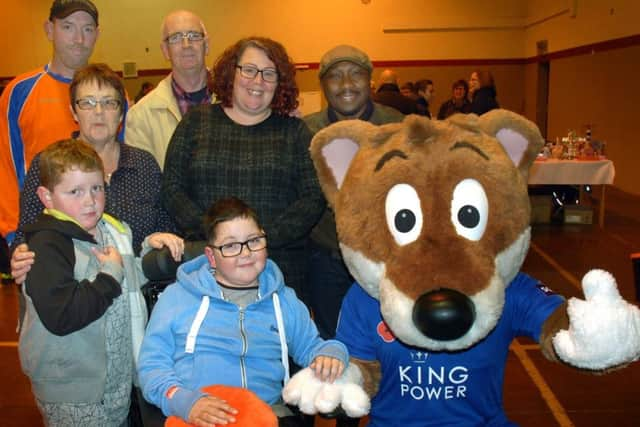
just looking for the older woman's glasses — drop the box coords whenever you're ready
[209,235,267,257]
[164,31,205,45]
[75,98,121,111]
[236,65,279,83]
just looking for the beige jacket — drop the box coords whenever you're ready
[125,75,215,170]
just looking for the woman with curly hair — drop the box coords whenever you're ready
[468,70,499,115]
[161,37,325,298]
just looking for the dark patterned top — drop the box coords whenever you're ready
[437,98,472,120]
[162,103,325,295]
[16,144,175,254]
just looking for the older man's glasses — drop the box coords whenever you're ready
[164,31,205,45]
[236,65,279,83]
[75,98,121,111]
[210,235,267,257]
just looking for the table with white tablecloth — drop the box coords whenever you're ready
[528,158,615,226]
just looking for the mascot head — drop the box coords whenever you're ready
[310,110,543,351]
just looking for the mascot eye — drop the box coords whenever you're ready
[450,179,488,241]
[385,183,423,246]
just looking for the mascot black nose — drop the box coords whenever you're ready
[412,289,475,341]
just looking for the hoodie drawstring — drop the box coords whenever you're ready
[272,293,289,384]
[185,296,210,353]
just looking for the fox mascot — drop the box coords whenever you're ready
[283,110,640,426]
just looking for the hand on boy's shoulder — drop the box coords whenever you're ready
[92,245,123,267]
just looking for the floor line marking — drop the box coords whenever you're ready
[510,340,575,427]
[0,341,18,347]
[607,231,634,248]
[530,242,581,290]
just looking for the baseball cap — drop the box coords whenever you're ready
[318,45,373,78]
[49,0,99,26]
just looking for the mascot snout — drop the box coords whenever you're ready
[412,289,476,340]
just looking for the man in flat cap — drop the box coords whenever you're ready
[304,45,403,426]
[0,0,100,245]
[305,45,403,133]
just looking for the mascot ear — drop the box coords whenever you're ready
[478,109,544,180]
[310,120,377,207]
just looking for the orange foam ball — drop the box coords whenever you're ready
[164,385,278,427]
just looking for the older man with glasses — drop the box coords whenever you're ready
[125,10,214,170]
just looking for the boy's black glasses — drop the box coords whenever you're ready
[209,235,267,257]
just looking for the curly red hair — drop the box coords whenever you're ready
[212,37,299,116]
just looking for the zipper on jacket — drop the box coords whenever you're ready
[239,309,247,388]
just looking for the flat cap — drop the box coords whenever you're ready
[318,45,372,78]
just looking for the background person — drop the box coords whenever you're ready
[414,79,434,118]
[373,69,418,115]
[437,79,472,120]
[0,0,100,245]
[469,70,499,115]
[134,81,154,104]
[125,10,213,170]
[399,81,417,99]
[162,37,325,299]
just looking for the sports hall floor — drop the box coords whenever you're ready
[2,186,639,427]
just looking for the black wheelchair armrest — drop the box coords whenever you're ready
[141,240,206,282]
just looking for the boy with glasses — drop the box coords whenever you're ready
[138,197,348,426]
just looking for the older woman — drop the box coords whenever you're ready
[437,79,472,120]
[162,37,325,297]
[468,70,499,115]
[11,64,182,281]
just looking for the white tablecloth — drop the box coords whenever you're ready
[528,159,615,185]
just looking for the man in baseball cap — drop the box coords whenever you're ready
[303,46,404,426]
[0,0,100,245]
[49,0,98,26]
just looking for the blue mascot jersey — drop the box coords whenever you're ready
[336,272,564,427]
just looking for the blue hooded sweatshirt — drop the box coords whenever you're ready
[138,255,348,420]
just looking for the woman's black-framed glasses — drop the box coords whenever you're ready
[210,235,267,257]
[236,64,279,83]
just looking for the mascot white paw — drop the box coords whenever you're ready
[553,269,640,370]
[282,364,370,418]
